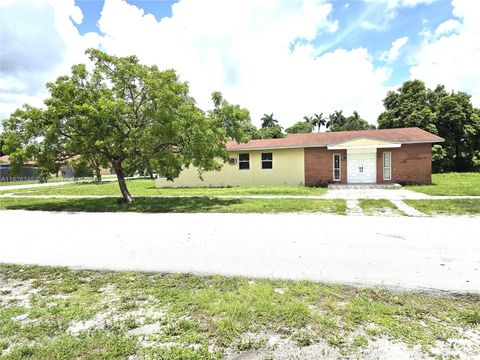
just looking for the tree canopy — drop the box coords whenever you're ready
[326,110,374,132]
[378,80,480,172]
[1,49,247,202]
[285,120,314,134]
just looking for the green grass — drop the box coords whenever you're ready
[0,197,346,214]
[0,264,478,359]
[406,172,480,196]
[0,180,40,187]
[405,199,480,216]
[358,199,404,216]
[0,176,71,187]
[0,179,327,196]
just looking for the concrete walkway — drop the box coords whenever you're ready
[391,200,425,217]
[0,210,478,293]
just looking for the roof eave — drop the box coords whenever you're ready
[227,139,444,151]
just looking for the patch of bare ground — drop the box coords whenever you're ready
[0,275,40,308]
[225,329,480,360]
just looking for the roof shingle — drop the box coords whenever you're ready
[226,127,444,151]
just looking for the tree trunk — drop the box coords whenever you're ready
[112,160,133,204]
[95,166,102,182]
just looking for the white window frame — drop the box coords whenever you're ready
[238,153,250,170]
[261,152,273,170]
[333,153,341,181]
[383,151,392,180]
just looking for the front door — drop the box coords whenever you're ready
[347,152,376,183]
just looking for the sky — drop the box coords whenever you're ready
[1,0,479,129]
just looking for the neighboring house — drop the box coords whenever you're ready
[0,155,39,181]
[156,127,444,187]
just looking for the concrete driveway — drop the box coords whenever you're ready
[0,210,478,293]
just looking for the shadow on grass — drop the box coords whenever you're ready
[2,197,242,213]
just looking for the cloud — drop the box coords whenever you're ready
[1,0,392,129]
[0,0,100,123]
[434,19,460,37]
[360,20,384,31]
[381,36,409,63]
[361,0,436,30]
[409,0,480,106]
[97,0,388,125]
[364,0,435,8]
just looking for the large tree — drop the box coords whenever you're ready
[257,113,284,138]
[285,118,314,134]
[1,49,246,203]
[326,110,374,131]
[378,80,480,172]
[326,110,346,131]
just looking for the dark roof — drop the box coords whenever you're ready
[226,127,444,151]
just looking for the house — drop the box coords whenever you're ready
[156,127,444,188]
[0,155,39,182]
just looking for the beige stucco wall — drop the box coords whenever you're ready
[156,148,305,188]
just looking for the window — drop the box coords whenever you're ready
[239,153,250,170]
[261,153,273,169]
[383,152,391,180]
[333,154,341,181]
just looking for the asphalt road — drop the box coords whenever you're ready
[0,210,478,293]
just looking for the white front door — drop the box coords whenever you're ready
[347,151,377,183]
[361,153,376,183]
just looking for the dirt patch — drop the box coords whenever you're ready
[67,307,164,336]
[0,275,39,308]
[225,330,480,360]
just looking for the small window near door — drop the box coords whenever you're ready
[383,152,391,180]
[261,153,273,169]
[333,154,341,181]
[239,153,250,170]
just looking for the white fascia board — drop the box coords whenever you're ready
[327,144,402,150]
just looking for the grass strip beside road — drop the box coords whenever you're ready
[358,199,405,216]
[0,196,346,214]
[405,199,480,216]
[0,180,328,197]
[1,264,479,359]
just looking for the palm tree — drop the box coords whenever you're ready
[312,113,326,132]
[261,113,278,128]
[326,110,345,131]
[303,115,313,124]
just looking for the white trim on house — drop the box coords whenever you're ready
[229,139,442,152]
[383,151,392,181]
[327,143,401,150]
[333,153,341,182]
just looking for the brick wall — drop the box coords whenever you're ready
[305,143,432,186]
[304,148,347,185]
[376,143,432,184]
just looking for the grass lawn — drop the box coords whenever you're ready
[0,179,327,196]
[405,199,480,216]
[0,197,346,214]
[406,172,480,196]
[0,181,41,187]
[0,264,479,359]
[358,199,405,216]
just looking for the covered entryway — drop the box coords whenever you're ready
[347,149,376,183]
[327,137,402,184]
